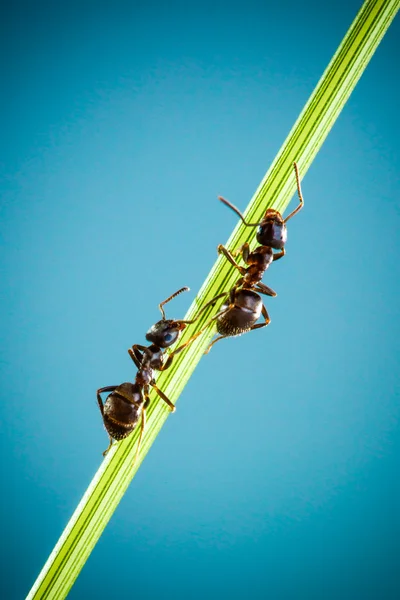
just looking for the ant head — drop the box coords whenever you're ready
[218,197,287,250]
[219,160,304,251]
[256,209,287,249]
[145,319,186,349]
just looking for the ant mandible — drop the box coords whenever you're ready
[97,287,193,461]
[169,162,304,356]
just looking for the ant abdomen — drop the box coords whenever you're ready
[217,289,262,336]
[103,383,143,441]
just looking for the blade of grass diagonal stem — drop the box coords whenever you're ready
[27,1,399,598]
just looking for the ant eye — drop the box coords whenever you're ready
[162,330,179,346]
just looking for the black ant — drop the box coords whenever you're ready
[97,287,193,460]
[169,162,304,356]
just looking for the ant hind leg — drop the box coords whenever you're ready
[204,335,228,354]
[132,397,150,468]
[255,282,277,297]
[97,386,118,412]
[97,386,118,456]
[249,303,271,331]
[150,381,176,412]
[102,437,114,457]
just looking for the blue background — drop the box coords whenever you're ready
[1,1,399,598]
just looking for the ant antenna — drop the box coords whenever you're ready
[159,286,190,320]
[218,196,263,227]
[284,162,304,223]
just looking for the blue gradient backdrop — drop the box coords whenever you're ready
[1,1,399,598]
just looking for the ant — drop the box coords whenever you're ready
[169,162,304,356]
[97,287,194,461]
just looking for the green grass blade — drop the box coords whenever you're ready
[27,1,399,598]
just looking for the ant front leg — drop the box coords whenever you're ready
[176,287,236,357]
[273,248,285,262]
[179,292,230,328]
[165,331,203,359]
[128,344,146,369]
[231,242,250,263]
[217,244,246,274]
[157,353,174,372]
[186,292,229,322]
[157,351,177,372]
[128,349,141,369]
[167,291,230,358]
[97,386,118,456]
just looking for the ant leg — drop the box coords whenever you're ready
[132,344,146,353]
[128,344,146,369]
[204,335,228,354]
[200,302,233,354]
[231,242,250,263]
[217,244,246,274]
[97,386,118,456]
[189,282,236,325]
[133,397,150,468]
[249,303,271,331]
[157,353,174,371]
[193,291,229,316]
[174,305,230,358]
[254,282,277,297]
[166,330,203,357]
[273,248,285,261]
[200,288,238,356]
[177,292,229,325]
[97,386,117,415]
[102,437,114,457]
[170,298,232,357]
[150,381,176,412]
[128,349,141,369]
[283,162,304,223]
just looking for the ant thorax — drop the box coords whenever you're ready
[135,364,153,386]
[141,345,164,370]
[243,246,274,286]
